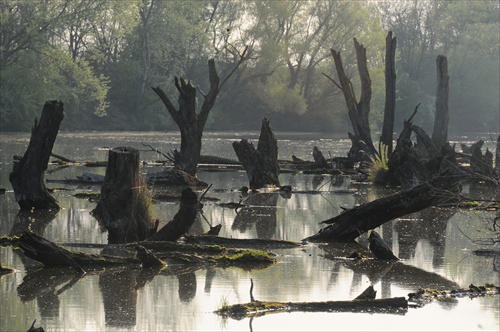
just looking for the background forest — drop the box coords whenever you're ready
[1,0,498,134]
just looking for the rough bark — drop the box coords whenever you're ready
[304,170,461,243]
[92,147,156,244]
[432,55,449,150]
[152,59,220,176]
[233,118,280,189]
[9,100,64,210]
[331,38,377,159]
[147,188,199,241]
[380,31,397,157]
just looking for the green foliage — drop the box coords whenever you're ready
[369,143,390,184]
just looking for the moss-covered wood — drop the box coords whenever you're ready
[408,284,500,305]
[15,232,276,270]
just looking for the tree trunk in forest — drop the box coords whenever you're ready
[496,135,500,178]
[303,170,461,243]
[233,118,280,189]
[380,31,397,157]
[432,55,449,150]
[9,100,64,210]
[147,188,199,241]
[331,38,377,159]
[152,59,220,176]
[92,147,156,244]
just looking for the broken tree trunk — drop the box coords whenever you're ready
[151,59,220,176]
[147,188,199,241]
[304,170,461,243]
[331,38,377,159]
[92,147,156,244]
[380,31,397,157]
[312,146,330,169]
[9,100,64,210]
[432,55,450,151]
[233,118,280,189]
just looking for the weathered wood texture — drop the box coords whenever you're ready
[496,135,500,178]
[151,59,220,176]
[312,146,329,169]
[92,147,156,244]
[147,188,199,241]
[368,231,399,260]
[432,55,449,151]
[380,31,397,157]
[304,171,461,243]
[147,168,208,187]
[331,38,377,159]
[233,118,280,189]
[9,100,64,210]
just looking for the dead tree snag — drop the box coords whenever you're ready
[152,50,248,176]
[380,31,397,157]
[9,100,64,210]
[233,118,280,189]
[331,38,377,159]
[432,55,449,150]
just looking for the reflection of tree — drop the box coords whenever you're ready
[394,207,455,267]
[10,209,59,270]
[204,268,216,293]
[178,272,197,303]
[17,268,82,319]
[232,193,278,239]
[99,269,138,328]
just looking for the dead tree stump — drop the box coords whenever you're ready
[9,100,64,210]
[92,147,156,244]
[233,118,280,189]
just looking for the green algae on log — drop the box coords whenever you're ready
[16,232,276,271]
[215,297,408,319]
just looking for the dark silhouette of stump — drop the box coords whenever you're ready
[147,188,199,241]
[92,147,156,243]
[9,100,64,210]
[233,118,280,189]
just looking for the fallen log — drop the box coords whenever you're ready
[184,234,303,250]
[408,284,500,306]
[147,168,208,187]
[304,170,461,243]
[215,297,408,319]
[16,232,277,269]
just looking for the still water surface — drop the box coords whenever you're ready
[0,131,499,331]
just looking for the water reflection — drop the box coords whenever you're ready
[232,193,278,239]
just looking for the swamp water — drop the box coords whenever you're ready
[0,131,499,332]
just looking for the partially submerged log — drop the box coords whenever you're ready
[147,168,208,187]
[233,118,280,189]
[304,170,461,243]
[312,146,329,169]
[184,234,303,250]
[9,100,64,210]
[215,297,408,319]
[147,188,199,241]
[408,284,500,306]
[16,232,277,269]
[92,147,156,244]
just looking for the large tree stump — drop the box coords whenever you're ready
[304,170,461,243]
[233,118,280,189]
[147,188,199,241]
[9,100,64,210]
[92,147,156,244]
